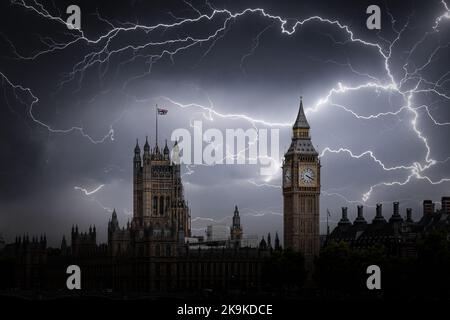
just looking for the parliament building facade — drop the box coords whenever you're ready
[1,100,313,293]
[3,97,446,295]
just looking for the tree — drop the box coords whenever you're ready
[415,231,450,298]
[262,249,306,293]
[315,241,386,297]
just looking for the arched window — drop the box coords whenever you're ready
[166,196,170,214]
[153,196,158,215]
[159,196,164,215]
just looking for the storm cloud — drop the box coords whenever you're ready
[0,0,449,245]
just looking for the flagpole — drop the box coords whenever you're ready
[326,209,330,237]
[155,104,158,147]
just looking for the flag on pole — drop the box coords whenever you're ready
[155,105,167,146]
[157,108,168,115]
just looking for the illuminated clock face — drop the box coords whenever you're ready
[300,168,315,185]
[284,168,292,187]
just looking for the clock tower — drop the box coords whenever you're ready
[283,97,320,266]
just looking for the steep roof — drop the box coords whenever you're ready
[293,97,310,129]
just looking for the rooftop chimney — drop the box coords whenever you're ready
[389,201,403,223]
[373,203,387,224]
[354,205,367,225]
[338,207,351,226]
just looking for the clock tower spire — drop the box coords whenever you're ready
[293,96,310,137]
[282,97,320,268]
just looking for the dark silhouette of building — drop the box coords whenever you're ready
[327,197,450,256]
[274,232,281,250]
[71,225,97,257]
[0,138,275,294]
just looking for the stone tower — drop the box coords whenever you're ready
[230,205,243,244]
[132,138,190,237]
[282,97,321,266]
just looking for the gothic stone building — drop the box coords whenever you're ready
[107,138,190,258]
[0,100,320,294]
[0,137,277,294]
[98,139,270,293]
[283,98,321,267]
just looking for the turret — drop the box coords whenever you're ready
[143,136,150,161]
[109,209,119,233]
[134,138,141,155]
[163,139,170,160]
[134,139,141,168]
[274,232,281,250]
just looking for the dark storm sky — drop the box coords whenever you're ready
[0,0,449,245]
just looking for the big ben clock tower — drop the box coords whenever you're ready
[283,97,320,266]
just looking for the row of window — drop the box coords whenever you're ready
[153,196,170,215]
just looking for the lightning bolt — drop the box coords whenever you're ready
[0,71,127,144]
[74,184,105,196]
[1,0,449,213]
[240,22,274,75]
[247,179,282,189]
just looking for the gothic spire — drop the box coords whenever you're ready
[232,205,240,228]
[134,138,140,153]
[144,136,150,152]
[274,232,281,250]
[163,139,169,155]
[61,235,67,250]
[293,96,310,129]
[110,209,119,232]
